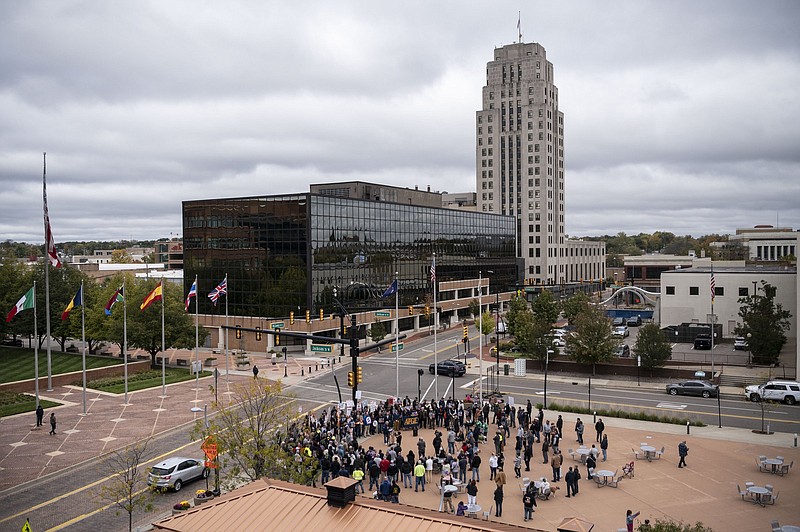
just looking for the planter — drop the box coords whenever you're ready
[194,495,214,505]
[204,358,217,367]
[172,508,187,515]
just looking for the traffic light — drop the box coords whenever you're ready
[290,311,295,325]
[424,305,430,318]
[275,332,280,346]
[255,327,262,341]
[356,366,363,384]
[235,325,242,339]
[319,308,324,320]
[347,371,355,387]
[343,325,348,337]
[463,326,468,338]
[408,305,414,315]
[306,310,311,323]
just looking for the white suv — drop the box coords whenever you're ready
[744,381,800,405]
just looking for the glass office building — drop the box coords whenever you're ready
[183,186,518,319]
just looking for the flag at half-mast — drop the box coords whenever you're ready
[140,282,163,311]
[382,279,398,298]
[104,286,124,316]
[61,285,83,320]
[208,277,227,305]
[710,271,716,303]
[43,153,62,268]
[185,277,198,311]
[6,286,35,322]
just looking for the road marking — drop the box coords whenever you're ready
[534,391,561,395]
[657,402,688,410]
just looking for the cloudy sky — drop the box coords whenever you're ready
[1,0,798,243]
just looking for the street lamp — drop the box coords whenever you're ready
[544,348,553,409]
[417,368,423,402]
[478,271,483,405]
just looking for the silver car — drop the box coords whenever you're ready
[148,457,209,492]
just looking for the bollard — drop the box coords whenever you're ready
[593,411,597,424]
[686,421,690,435]
[309,366,312,374]
[794,433,797,447]
[301,368,305,376]
[316,363,319,371]
[767,423,770,435]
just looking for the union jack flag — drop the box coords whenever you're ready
[208,277,227,305]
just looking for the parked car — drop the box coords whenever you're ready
[693,334,712,350]
[733,337,748,350]
[615,344,631,357]
[612,326,629,338]
[1,337,23,347]
[665,380,718,398]
[744,381,800,405]
[148,457,209,492]
[612,317,625,327]
[626,315,642,327]
[429,359,467,377]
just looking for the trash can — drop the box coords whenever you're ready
[503,363,509,376]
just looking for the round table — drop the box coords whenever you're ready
[781,526,800,532]
[575,448,590,462]
[764,458,783,473]
[641,445,656,461]
[466,504,481,518]
[594,469,615,486]
[747,485,769,506]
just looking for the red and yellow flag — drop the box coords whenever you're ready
[140,282,163,311]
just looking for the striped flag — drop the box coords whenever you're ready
[104,286,124,316]
[208,277,227,305]
[430,261,436,283]
[6,286,35,322]
[61,285,83,320]
[140,282,163,311]
[710,272,716,302]
[185,277,198,311]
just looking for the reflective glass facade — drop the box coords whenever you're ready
[183,191,518,318]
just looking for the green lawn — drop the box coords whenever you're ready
[0,391,60,417]
[0,347,122,384]
[83,368,212,394]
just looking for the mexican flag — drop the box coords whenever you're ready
[6,286,35,322]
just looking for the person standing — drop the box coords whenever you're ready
[556,414,563,435]
[36,405,44,427]
[493,485,504,517]
[513,453,522,478]
[565,466,575,497]
[495,465,507,491]
[252,365,259,379]
[595,418,605,442]
[49,412,57,435]
[551,450,563,482]
[600,434,609,462]
[678,441,689,468]
[489,452,498,480]
[626,509,641,532]
[414,459,426,492]
[541,438,549,464]
[471,452,482,482]
[586,453,596,480]
[466,479,478,506]
[575,418,584,445]
[522,485,537,521]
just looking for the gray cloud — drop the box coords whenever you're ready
[1,0,798,244]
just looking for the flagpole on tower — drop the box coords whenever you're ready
[517,11,522,43]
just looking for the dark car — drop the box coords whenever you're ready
[693,334,712,350]
[665,380,718,398]
[2,338,23,347]
[612,317,625,327]
[626,316,642,327]
[429,359,467,377]
[615,344,631,357]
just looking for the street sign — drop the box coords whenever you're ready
[310,344,333,353]
[390,343,405,352]
[270,322,285,329]
[375,311,391,317]
[201,436,218,461]
[204,460,218,469]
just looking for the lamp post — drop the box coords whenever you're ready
[544,348,553,409]
[417,368,423,402]
[283,346,287,378]
[478,271,483,406]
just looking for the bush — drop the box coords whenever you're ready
[535,402,705,427]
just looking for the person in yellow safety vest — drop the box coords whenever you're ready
[352,466,365,494]
[304,446,312,457]
[414,460,426,492]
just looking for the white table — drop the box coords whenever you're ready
[747,485,769,506]
[466,504,481,518]
[575,448,590,463]
[595,469,615,487]
[781,526,800,532]
[764,458,783,473]
[640,445,657,461]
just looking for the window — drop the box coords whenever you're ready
[689,286,699,296]
[665,286,675,295]
[714,287,724,297]
[738,287,748,296]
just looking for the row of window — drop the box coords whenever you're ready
[664,285,756,297]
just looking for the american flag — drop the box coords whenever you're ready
[430,262,436,283]
[710,272,716,302]
[208,277,227,305]
[185,277,198,312]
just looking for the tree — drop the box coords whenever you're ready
[368,321,387,342]
[634,323,672,368]
[469,298,480,318]
[736,282,792,365]
[567,304,616,375]
[110,249,135,263]
[514,310,555,363]
[199,379,316,489]
[505,294,529,335]
[562,291,590,324]
[530,289,559,326]
[475,310,495,337]
[97,439,154,532]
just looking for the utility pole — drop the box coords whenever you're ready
[350,314,359,403]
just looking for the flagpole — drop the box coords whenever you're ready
[194,275,199,391]
[433,253,438,401]
[161,281,166,397]
[33,281,40,407]
[43,154,53,392]
[394,271,399,400]
[710,267,715,378]
[80,281,87,415]
[123,277,129,404]
[478,271,483,406]
[224,274,229,384]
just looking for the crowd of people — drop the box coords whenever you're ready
[273,393,617,523]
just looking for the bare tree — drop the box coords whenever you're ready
[98,439,154,532]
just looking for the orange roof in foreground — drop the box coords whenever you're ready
[153,479,546,532]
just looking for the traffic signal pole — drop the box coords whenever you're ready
[350,314,359,402]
